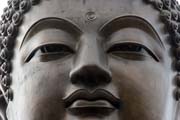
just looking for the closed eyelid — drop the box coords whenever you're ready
[21,40,75,63]
[24,43,74,62]
[103,26,164,62]
[106,42,160,62]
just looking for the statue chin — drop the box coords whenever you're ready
[0,0,180,120]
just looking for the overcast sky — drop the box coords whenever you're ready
[0,0,7,15]
[0,0,180,15]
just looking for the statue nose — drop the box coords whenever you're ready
[70,65,111,88]
[70,33,111,88]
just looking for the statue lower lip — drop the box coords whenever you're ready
[67,100,116,117]
[69,100,115,108]
[63,89,122,111]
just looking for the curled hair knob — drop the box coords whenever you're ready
[2,37,9,48]
[176,4,180,11]
[174,88,180,101]
[176,74,180,88]
[5,8,15,21]
[176,60,180,72]
[173,31,180,46]
[2,37,14,50]
[171,10,178,21]
[2,75,11,87]
[162,0,171,10]
[160,10,171,22]
[154,1,163,10]
[3,7,8,14]
[168,21,178,33]
[0,24,7,36]
[1,62,11,74]
[7,0,12,8]
[171,0,177,9]
[12,0,20,10]
[7,23,16,37]
[1,14,6,23]
[0,48,9,61]
[5,88,13,101]
[12,11,22,26]
[20,0,31,13]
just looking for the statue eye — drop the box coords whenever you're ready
[107,43,159,62]
[25,44,74,62]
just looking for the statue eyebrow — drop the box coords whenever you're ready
[20,17,82,49]
[99,16,165,49]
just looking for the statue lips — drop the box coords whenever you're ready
[63,89,122,117]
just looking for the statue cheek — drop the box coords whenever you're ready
[109,56,172,119]
[9,58,72,120]
[7,99,66,120]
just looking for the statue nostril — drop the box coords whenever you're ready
[70,65,111,88]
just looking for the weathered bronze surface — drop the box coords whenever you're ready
[0,0,180,120]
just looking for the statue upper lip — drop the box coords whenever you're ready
[63,89,122,109]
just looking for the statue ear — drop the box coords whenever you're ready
[0,95,7,120]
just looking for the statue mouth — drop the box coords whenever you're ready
[63,89,122,117]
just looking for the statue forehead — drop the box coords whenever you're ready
[16,0,164,46]
[23,0,158,22]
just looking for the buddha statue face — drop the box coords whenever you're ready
[0,0,179,120]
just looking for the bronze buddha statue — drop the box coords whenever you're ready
[0,0,180,120]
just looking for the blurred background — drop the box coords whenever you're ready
[0,0,180,16]
[0,0,7,15]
